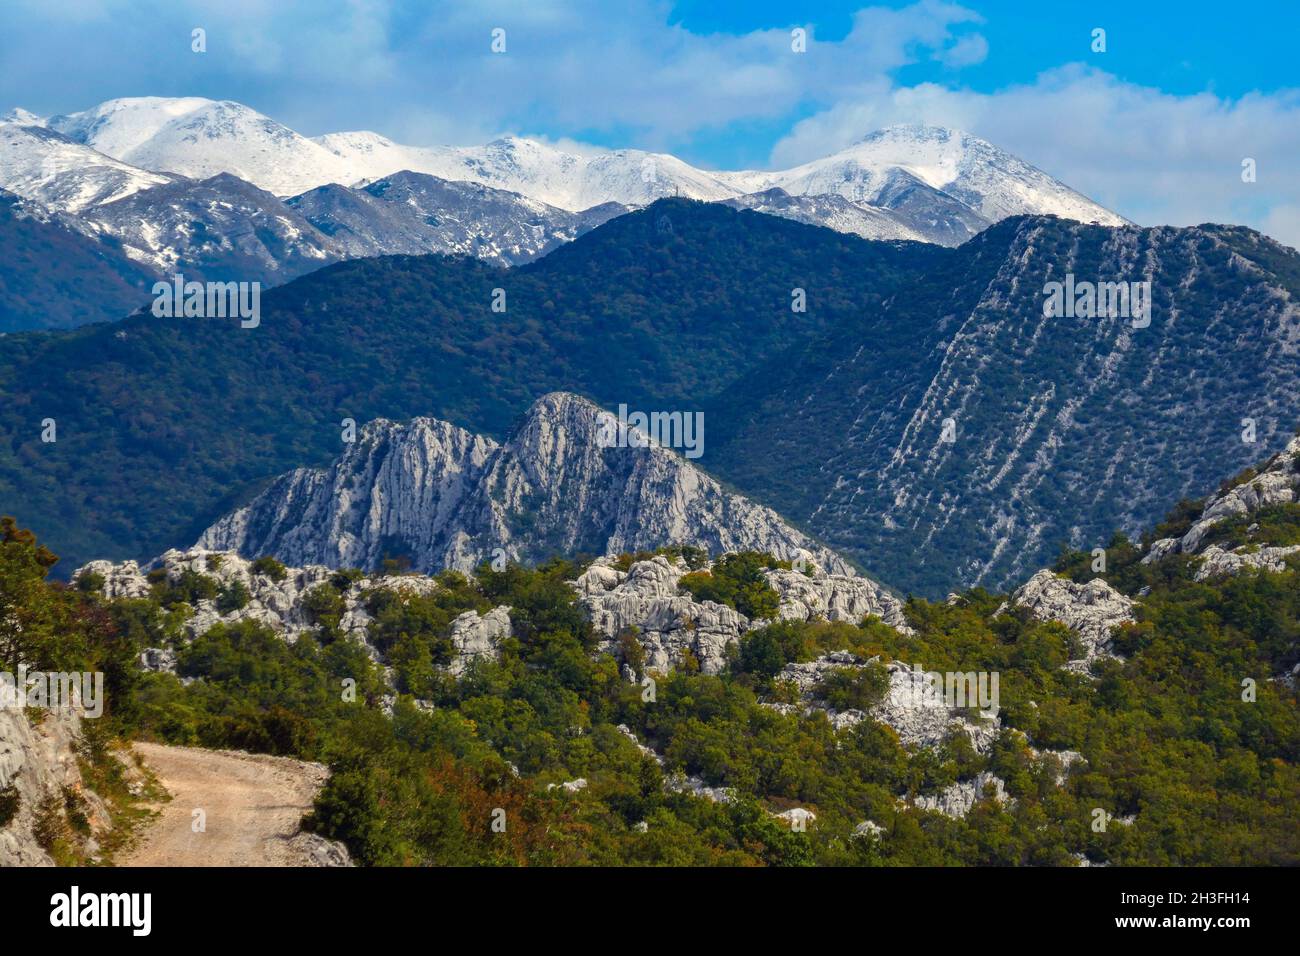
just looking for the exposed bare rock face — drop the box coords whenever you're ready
[573,555,909,676]
[80,549,370,644]
[1010,570,1134,672]
[1144,434,1300,579]
[447,607,513,677]
[0,705,111,866]
[709,219,1300,599]
[76,545,900,684]
[765,568,906,627]
[874,662,1001,751]
[576,556,747,675]
[1194,544,1300,581]
[199,392,853,578]
[774,807,817,829]
[767,652,1000,752]
[912,772,1011,819]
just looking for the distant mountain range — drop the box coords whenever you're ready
[4,199,1298,597]
[0,96,1129,330]
[39,97,1122,229]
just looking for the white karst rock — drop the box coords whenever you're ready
[853,820,886,839]
[1010,570,1135,673]
[873,661,1001,752]
[1143,433,1300,577]
[199,392,855,578]
[576,556,748,675]
[75,544,902,685]
[765,568,906,628]
[764,652,1000,749]
[774,807,817,829]
[1193,544,1300,581]
[911,771,1012,819]
[447,607,513,677]
[574,555,909,676]
[74,548,512,678]
[0,703,112,866]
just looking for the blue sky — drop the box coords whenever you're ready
[2,0,1299,244]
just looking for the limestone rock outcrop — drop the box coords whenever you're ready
[1144,434,1300,564]
[1010,570,1134,672]
[0,704,111,866]
[199,392,854,577]
[447,607,513,677]
[912,772,1011,819]
[574,555,909,676]
[75,548,512,676]
[1194,544,1300,581]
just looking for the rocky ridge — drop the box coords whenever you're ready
[1144,433,1300,575]
[198,392,855,579]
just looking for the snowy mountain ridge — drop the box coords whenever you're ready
[21,96,1125,235]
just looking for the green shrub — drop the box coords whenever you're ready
[250,556,288,583]
[216,579,251,613]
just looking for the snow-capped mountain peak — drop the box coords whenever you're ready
[0,123,174,213]
[9,96,1129,248]
[49,96,358,197]
[0,107,45,127]
[768,124,1127,226]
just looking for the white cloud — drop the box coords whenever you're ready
[937,33,988,68]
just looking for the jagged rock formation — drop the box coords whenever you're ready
[774,807,817,829]
[81,549,369,644]
[574,555,908,676]
[1144,433,1300,575]
[198,392,854,578]
[766,568,903,624]
[1194,544,1300,581]
[1136,434,1300,688]
[287,831,354,867]
[1010,570,1134,673]
[876,661,1002,750]
[76,547,511,680]
[0,704,111,866]
[576,556,748,675]
[76,545,901,691]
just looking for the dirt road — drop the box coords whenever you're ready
[120,742,346,867]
